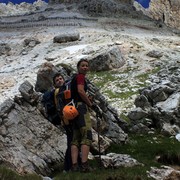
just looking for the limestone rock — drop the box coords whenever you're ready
[0,98,67,175]
[147,166,180,180]
[35,62,63,93]
[134,0,180,30]
[0,43,11,56]
[24,38,41,47]
[128,107,148,121]
[100,153,143,168]
[53,31,80,43]
[89,46,125,71]
[128,61,180,134]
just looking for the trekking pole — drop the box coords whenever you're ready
[91,103,103,167]
[96,112,101,167]
[95,105,102,167]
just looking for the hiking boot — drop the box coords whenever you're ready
[81,161,92,173]
[71,163,79,172]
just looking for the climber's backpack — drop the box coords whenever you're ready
[41,74,77,126]
[42,90,60,126]
[55,74,77,113]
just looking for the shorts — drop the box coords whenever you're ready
[71,102,92,146]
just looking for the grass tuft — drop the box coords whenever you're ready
[0,165,42,180]
[53,134,180,180]
[1,134,179,179]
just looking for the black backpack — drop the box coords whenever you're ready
[42,90,61,126]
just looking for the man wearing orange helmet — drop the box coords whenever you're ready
[71,59,93,172]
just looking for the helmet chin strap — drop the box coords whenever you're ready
[66,99,75,107]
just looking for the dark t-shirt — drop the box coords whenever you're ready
[71,73,87,103]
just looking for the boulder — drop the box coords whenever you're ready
[147,166,180,180]
[134,94,151,109]
[24,37,40,47]
[161,123,180,136]
[130,123,150,134]
[0,43,11,56]
[128,107,148,121]
[99,153,143,168]
[146,50,163,58]
[53,31,80,43]
[35,62,64,93]
[19,80,40,105]
[89,46,125,71]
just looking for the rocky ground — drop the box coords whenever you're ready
[0,1,179,116]
[0,1,180,179]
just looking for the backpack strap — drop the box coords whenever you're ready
[54,88,60,108]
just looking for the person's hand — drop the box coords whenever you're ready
[88,95,94,102]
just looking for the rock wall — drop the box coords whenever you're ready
[0,97,67,175]
[128,60,180,136]
[49,0,135,17]
[134,0,180,30]
[47,0,179,28]
[49,0,133,4]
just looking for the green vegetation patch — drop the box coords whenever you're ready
[88,70,118,88]
[54,133,180,180]
[0,166,42,180]
[108,134,180,167]
[1,134,179,180]
[88,68,160,101]
[104,89,137,99]
[53,167,151,180]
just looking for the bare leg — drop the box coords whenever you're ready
[81,145,91,172]
[71,145,79,164]
[81,144,90,163]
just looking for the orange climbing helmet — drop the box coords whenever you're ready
[63,105,79,120]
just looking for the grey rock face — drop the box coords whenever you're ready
[128,61,180,134]
[134,0,180,30]
[78,0,138,17]
[0,98,15,117]
[89,46,125,71]
[0,98,67,175]
[35,62,62,93]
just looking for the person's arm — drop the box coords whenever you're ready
[77,84,92,107]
